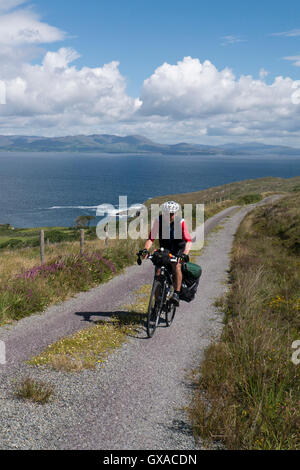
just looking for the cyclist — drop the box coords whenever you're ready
[143,201,192,306]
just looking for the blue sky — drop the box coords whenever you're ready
[1,0,300,145]
[34,0,300,93]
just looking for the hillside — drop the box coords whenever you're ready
[145,175,300,207]
[1,134,300,155]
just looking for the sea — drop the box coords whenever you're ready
[1,151,300,228]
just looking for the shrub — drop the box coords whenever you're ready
[14,377,54,404]
[0,250,121,323]
[237,194,262,205]
[45,230,77,243]
[0,239,26,249]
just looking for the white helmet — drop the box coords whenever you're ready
[162,201,180,214]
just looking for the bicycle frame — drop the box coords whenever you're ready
[137,249,178,337]
[155,264,173,303]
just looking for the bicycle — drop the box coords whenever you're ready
[137,248,180,338]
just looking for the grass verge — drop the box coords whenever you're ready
[0,238,144,325]
[187,193,300,450]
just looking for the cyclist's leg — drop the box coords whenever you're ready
[172,249,184,292]
[154,267,161,301]
[172,262,183,291]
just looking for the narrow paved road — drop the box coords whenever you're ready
[0,198,279,450]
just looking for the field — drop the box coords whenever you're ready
[0,225,97,250]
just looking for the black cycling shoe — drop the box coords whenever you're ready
[171,292,180,306]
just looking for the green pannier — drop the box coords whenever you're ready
[182,262,202,281]
[180,262,202,303]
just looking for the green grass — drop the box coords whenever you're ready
[187,193,300,450]
[237,194,262,205]
[0,226,97,250]
[28,317,139,372]
[0,238,144,325]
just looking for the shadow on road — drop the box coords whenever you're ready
[74,310,147,339]
[74,309,168,339]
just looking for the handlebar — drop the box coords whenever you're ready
[136,249,183,265]
[136,249,148,265]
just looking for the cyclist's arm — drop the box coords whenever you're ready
[184,241,192,255]
[144,239,153,252]
[182,220,192,255]
[144,218,159,252]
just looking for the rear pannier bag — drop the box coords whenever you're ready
[180,262,202,303]
[181,262,202,281]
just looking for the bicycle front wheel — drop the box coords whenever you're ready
[147,280,164,338]
[166,302,176,327]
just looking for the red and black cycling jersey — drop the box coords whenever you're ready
[148,214,192,255]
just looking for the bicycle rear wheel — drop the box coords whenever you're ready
[147,280,164,338]
[166,302,176,327]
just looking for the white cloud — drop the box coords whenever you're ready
[42,47,81,70]
[138,57,300,144]
[283,55,300,66]
[1,48,141,131]
[140,57,295,119]
[2,54,300,145]
[141,57,236,118]
[0,8,65,46]
[0,0,27,12]
[221,35,246,46]
[0,3,141,135]
[0,1,66,78]
[271,29,300,37]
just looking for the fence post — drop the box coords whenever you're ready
[40,230,45,265]
[105,223,109,247]
[80,229,84,255]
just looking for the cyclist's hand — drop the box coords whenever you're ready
[142,249,150,258]
[180,253,189,263]
[137,249,149,265]
[138,249,150,258]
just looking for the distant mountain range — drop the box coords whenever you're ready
[0,134,300,155]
